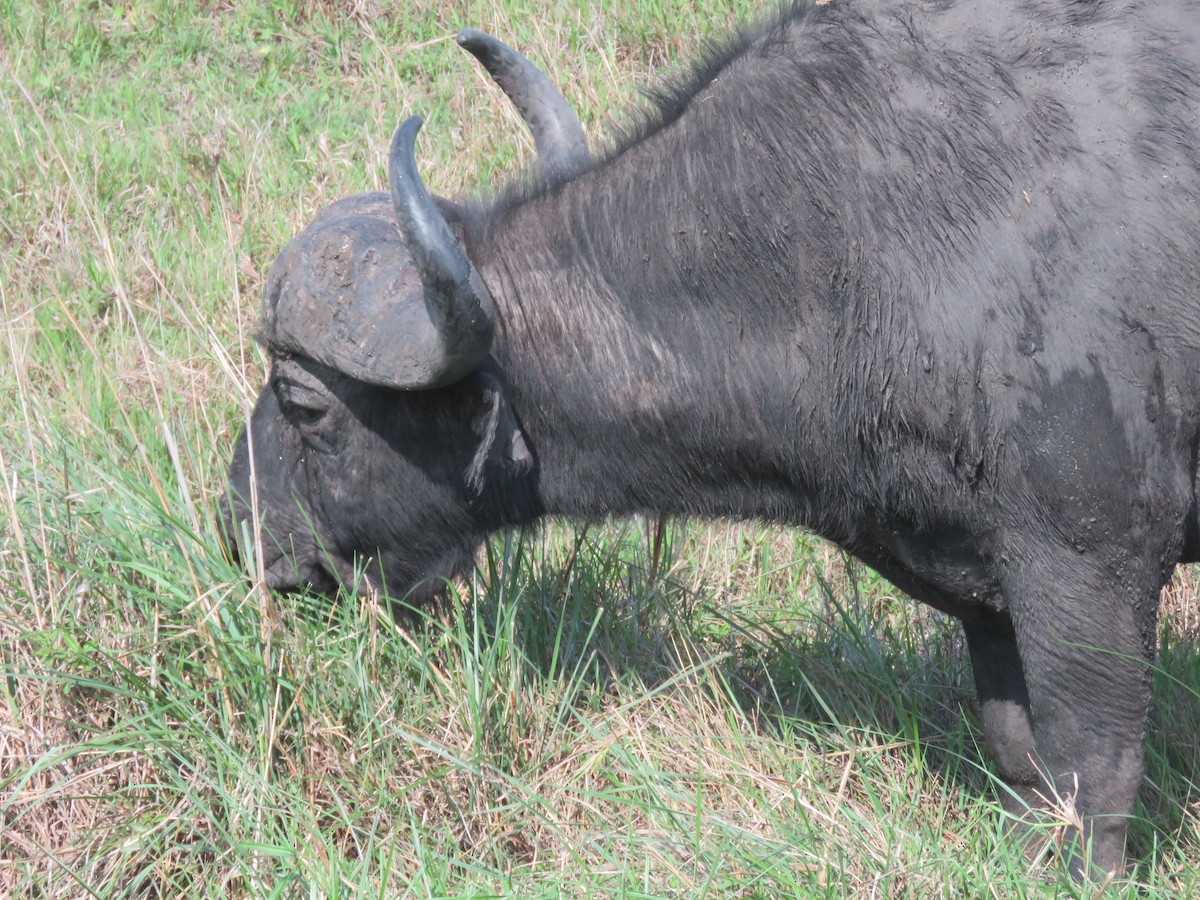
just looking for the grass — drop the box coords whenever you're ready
[1,0,1199,896]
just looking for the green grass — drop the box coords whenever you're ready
[2,1,1199,896]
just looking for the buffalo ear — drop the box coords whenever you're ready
[463,370,531,493]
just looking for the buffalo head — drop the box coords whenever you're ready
[220,31,584,601]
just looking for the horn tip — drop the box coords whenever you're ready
[394,115,424,147]
[457,28,498,62]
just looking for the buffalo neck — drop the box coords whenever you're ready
[468,106,834,528]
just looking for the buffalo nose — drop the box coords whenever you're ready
[216,493,242,568]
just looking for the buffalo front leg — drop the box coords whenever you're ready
[1001,546,1158,880]
[962,624,1042,819]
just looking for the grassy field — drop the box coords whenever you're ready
[2,0,1199,896]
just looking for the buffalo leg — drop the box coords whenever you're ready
[962,625,1042,817]
[1001,547,1158,879]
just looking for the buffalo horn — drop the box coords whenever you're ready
[388,116,495,385]
[457,28,590,178]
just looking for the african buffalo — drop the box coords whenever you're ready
[221,0,1200,877]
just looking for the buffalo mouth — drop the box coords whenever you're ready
[261,552,342,596]
[217,492,344,596]
[217,494,478,605]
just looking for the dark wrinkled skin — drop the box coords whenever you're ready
[223,355,534,602]
[223,0,1200,879]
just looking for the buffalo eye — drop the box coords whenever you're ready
[277,379,329,422]
[272,367,338,452]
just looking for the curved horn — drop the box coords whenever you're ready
[457,28,589,178]
[389,116,494,381]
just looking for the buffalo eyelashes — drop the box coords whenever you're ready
[275,377,333,426]
[272,363,342,454]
